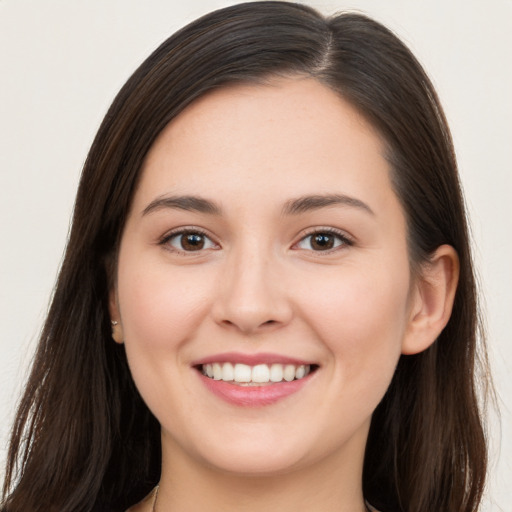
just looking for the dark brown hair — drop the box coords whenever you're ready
[2,2,489,511]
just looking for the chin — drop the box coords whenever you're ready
[167,423,315,476]
[199,446,308,476]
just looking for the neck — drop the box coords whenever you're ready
[156,431,368,512]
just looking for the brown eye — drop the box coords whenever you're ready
[181,233,205,251]
[166,231,216,252]
[295,231,350,252]
[310,233,335,250]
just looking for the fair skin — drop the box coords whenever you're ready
[110,78,459,512]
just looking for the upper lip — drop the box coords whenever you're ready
[191,352,316,367]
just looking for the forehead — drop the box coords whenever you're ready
[135,78,394,216]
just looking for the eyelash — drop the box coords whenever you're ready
[159,227,218,255]
[158,227,354,255]
[293,228,354,254]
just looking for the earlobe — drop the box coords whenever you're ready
[402,244,460,355]
[109,289,124,344]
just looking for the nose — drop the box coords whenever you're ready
[212,248,293,335]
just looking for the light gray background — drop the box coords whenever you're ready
[1,0,510,509]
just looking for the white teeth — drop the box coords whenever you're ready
[222,362,234,381]
[252,364,270,383]
[234,363,252,383]
[269,363,284,382]
[201,362,312,384]
[212,363,222,380]
[283,364,295,382]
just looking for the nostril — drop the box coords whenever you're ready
[222,319,278,330]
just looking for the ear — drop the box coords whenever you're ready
[109,288,124,344]
[402,244,460,355]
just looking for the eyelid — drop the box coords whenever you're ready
[158,226,220,255]
[292,227,354,253]
[157,225,353,255]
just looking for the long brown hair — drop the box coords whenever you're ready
[2,2,489,511]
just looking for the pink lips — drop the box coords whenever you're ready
[192,352,316,407]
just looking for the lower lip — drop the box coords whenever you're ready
[197,371,313,407]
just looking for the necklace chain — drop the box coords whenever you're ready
[151,485,372,512]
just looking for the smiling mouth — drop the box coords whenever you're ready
[198,363,317,386]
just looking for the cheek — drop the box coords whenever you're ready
[116,256,215,420]
[118,259,210,346]
[299,260,410,385]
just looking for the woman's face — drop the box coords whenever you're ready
[112,78,421,475]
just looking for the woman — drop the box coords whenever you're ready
[1,2,490,511]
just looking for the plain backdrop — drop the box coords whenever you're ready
[0,0,510,509]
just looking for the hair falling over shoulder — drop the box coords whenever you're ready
[1,2,491,511]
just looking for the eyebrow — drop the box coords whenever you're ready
[142,195,222,216]
[142,193,374,217]
[282,194,374,216]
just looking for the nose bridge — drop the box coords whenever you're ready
[213,236,291,333]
